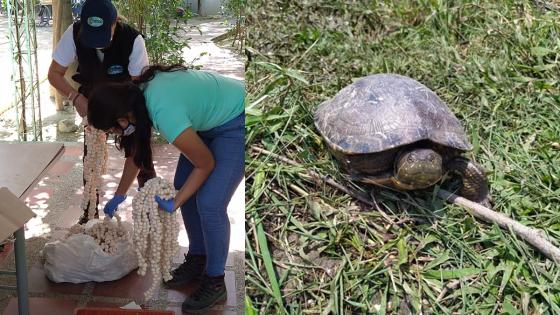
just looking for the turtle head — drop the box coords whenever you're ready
[393,148,443,189]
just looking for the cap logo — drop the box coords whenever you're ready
[87,17,104,27]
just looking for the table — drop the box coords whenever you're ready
[0,142,65,315]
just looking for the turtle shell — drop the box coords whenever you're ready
[314,74,472,155]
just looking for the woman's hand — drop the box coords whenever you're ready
[155,195,175,213]
[103,194,127,218]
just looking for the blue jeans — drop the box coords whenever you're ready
[173,113,245,276]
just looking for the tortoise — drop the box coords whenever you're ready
[313,73,491,207]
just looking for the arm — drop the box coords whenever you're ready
[48,24,88,116]
[170,128,215,210]
[48,61,88,117]
[115,156,140,196]
[47,60,75,98]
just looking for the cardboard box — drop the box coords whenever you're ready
[0,187,36,242]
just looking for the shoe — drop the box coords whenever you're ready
[164,254,205,288]
[181,274,226,313]
[77,209,99,225]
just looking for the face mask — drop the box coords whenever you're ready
[122,123,136,136]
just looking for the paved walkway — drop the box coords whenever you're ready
[0,15,245,315]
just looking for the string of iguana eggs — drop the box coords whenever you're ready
[81,124,108,220]
[66,215,128,255]
[132,177,180,300]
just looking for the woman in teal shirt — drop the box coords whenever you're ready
[87,65,244,313]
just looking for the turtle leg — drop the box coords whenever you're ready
[445,156,492,208]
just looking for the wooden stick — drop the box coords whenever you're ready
[437,189,560,263]
[251,145,560,264]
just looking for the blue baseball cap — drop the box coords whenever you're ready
[79,0,118,48]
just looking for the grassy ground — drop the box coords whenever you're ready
[244,0,560,314]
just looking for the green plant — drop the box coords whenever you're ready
[220,0,245,51]
[222,0,245,18]
[114,0,191,64]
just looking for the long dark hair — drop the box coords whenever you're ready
[87,64,189,169]
[88,81,153,170]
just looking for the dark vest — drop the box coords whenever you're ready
[71,21,141,97]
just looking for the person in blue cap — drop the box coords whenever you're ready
[86,64,245,313]
[48,0,156,224]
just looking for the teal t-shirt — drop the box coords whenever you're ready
[142,70,245,143]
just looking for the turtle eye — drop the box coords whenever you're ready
[428,154,436,162]
[407,155,415,164]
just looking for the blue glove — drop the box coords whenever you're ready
[155,195,175,213]
[103,194,127,218]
